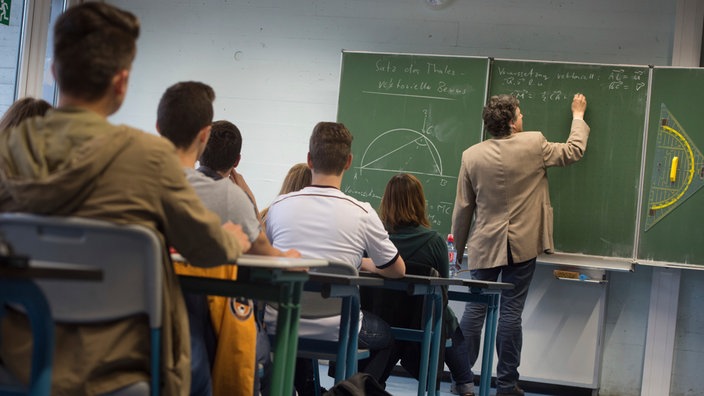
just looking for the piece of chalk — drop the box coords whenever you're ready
[670,156,679,182]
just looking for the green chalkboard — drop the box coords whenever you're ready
[338,51,489,234]
[638,67,704,266]
[489,60,649,258]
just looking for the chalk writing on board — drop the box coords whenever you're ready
[495,66,647,97]
[342,186,383,201]
[363,58,470,100]
[424,201,455,227]
[645,103,704,231]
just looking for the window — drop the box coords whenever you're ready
[0,0,65,119]
[0,0,26,115]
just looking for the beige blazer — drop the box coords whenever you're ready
[451,119,590,270]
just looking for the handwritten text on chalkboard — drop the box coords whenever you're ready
[366,58,471,99]
[496,66,647,102]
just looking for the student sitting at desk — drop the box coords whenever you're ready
[264,122,406,395]
[197,117,287,395]
[372,173,474,395]
[199,120,261,219]
[156,81,299,396]
[0,4,249,395]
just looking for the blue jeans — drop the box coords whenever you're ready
[459,257,536,392]
[296,310,394,394]
[444,327,473,387]
[183,292,215,396]
[356,310,394,381]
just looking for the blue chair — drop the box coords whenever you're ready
[268,261,369,395]
[0,213,163,396]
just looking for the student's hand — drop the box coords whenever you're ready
[571,93,587,119]
[228,169,244,186]
[222,221,251,253]
[282,249,302,258]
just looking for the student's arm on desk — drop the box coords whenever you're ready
[222,221,251,253]
[361,256,405,278]
[246,230,301,258]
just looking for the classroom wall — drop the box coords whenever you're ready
[102,1,695,395]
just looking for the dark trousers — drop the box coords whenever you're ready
[459,257,536,392]
[294,310,393,396]
[184,293,216,396]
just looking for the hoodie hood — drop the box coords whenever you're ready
[0,108,134,214]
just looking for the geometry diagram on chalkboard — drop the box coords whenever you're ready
[644,103,704,231]
[357,127,447,177]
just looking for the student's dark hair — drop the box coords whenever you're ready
[308,122,353,175]
[199,120,242,173]
[379,173,430,233]
[157,81,215,149]
[53,3,140,101]
[0,97,52,131]
[482,94,520,137]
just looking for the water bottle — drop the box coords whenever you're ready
[447,234,458,277]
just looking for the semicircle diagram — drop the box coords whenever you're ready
[645,103,704,231]
[357,128,449,177]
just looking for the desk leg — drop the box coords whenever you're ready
[335,296,351,383]
[416,293,434,396]
[426,291,444,396]
[347,295,361,378]
[270,281,304,396]
[479,294,500,396]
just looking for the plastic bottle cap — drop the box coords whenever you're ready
[447,234,454,242]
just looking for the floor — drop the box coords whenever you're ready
[317,363,552,396]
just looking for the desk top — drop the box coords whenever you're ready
[237,254,328,268]
[359,271,459,286]
[171,252,328,269]
[359,271,513,290]
[0,259,103,281]
[459,279,514,290]
[307,272,385,287]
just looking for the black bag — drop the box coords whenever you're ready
[323,372,392,396]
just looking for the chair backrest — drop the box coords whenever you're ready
[299,261,358,319]
[360,260,441,329]
[0,213,163,328]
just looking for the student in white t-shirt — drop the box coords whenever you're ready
[265,122,406,395]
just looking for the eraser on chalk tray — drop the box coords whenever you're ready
[553,269,580,279]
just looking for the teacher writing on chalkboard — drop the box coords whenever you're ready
[451,93,589,396]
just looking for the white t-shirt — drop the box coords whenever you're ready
[264,185,399,340]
